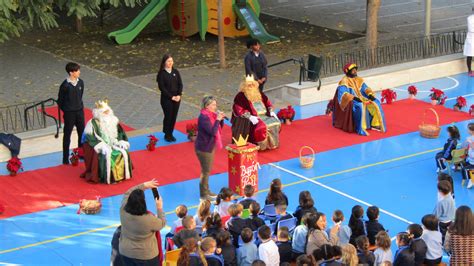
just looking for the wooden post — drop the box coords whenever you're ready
[217,0,226,68]
[75,16,83,33]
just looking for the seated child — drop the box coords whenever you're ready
[171,204,187,234]
[201,237,225,266]
[292,213,310,259]
[355,235,375,265]
[393,232,415,266]
[239,184,257,209]
[435,125,459,172]
[172,215,200,248]
[226,203,252,247]
[327,209,351,245]
[216,231,237,265]
[374,231,392,265]
[274,203,293,235]
[215,187,234,217]
[249,202,265,230]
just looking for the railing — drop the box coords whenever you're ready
[0,98,61,137]
[268,57,321,88]
[318,30,467,78]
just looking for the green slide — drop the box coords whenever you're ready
[233,4,279,44]
[108,0,169,45]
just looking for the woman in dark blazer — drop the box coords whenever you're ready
[156,54,183,142]
[195,96,224,200]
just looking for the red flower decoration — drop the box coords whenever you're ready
[186,123,198,137]
[277,105,296,121]
[146,135,159,151]
[469,104,474,116]
[454,96,467,109]
[6,156,23,174]
[407,85,418,96]
[381,89,397,104]
[429,88,446,105]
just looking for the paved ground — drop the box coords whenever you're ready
[261,0,472,40]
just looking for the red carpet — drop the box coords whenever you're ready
[1,100,471,218]
[43,107,135,131]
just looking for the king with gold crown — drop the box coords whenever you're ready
[81,100,132,184]
[231,75,281,150]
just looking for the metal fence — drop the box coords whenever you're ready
[0,98,60,136]
[318,30,467,78]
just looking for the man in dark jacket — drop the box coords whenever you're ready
[57,62,85,164]
[244,39,268,92]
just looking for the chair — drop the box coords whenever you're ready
[165,237,175,251]
[263,204,277,217]
[195,225,203,235]
[241,209,251,219]
[268,222,276,234]
[165,248,181,266]
[446,148,467,174]
[277,217,298,234]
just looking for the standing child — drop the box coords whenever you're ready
[437,172,455,199]
[239,184,257,209]
[171,204,187,234]
[226,203,252,247]
[365,206,386,246]
[276,226,292,263]
[374,231,392,265]
[355,235,375,265]
[433,180,455,242]
[420,214,443,265]
[236,228,258,266]
[215,187,234,217]
[327,210,351,245]
[461,122,474,188]
[349,205,366,246]
[393,232,415,266]
[435,125,460,172]
[58,62,85,165]
[258,225,280,266]
[407,224,427,265]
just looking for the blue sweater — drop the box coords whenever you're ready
[236,242,258,266]
[433,194,455,222]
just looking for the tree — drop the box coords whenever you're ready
[366,0,381,50]
[0,0,148,42]
[217,0,226,68]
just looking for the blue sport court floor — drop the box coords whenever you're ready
[0,73,473,265]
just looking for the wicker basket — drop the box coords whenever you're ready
[419,108,441,139]
[299,146,315,168]
[79,199,102,214]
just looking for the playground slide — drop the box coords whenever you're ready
[233,4,279,44]
[108,0,169,45]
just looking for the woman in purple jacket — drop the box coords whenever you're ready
[195,96,225,200]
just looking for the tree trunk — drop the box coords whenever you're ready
[366,0,381,64]
[75,16,83,33]
[217,0,226,68]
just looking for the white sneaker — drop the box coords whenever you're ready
[467,180,473,189]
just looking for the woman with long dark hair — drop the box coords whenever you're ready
[444,205,474,265]
[156,54,183,142]
[306,212,339,255]
[119,179,166,265]
[265,178,289,206]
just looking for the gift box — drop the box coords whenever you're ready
[226,143,259,196]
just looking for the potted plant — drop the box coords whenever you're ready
[146,135,159,151]
[381,89,397,104]
[186,123,198,142]
[326,100,334,116]
[470,104,474,116]
[277,105,296,125]
[429,88,447,105]
[407,85,417,100]
[70,148,83,166]
[6,156,23,176]
[454,96,467,111]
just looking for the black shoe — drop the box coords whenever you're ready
[164,135,173,142]
[63,160,70,165]
[171,135,177,142]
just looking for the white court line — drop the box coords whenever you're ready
[268,163,414,225]
[446,93,474,101]
[393,76,459,93]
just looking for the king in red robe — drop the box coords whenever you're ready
[231,76,281,150]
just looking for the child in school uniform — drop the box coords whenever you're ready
[435,125,460,172]
[393,232,415,266]
[461,122,474,188]
[249,202,265,230]
[433,180,456,242]
[236,228,258,266]
[258,225,280,266]
[420,214,443,265]
[238,184,257,209]
[349,205,366,246]
[374,231,392,265]
[407,223,427,265]
[170,204,187,234]
[327,210,351,245]
[226,203,252,247]
[365,206,386,246]
[276,226,292,264]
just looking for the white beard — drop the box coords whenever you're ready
[98,113,119,141]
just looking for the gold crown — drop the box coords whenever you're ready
[95,99,109,109]
[245,74,255,82]
[232,134,248,147]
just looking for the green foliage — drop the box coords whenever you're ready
[0,0,149,42]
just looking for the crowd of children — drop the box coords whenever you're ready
[163,176,474,265]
